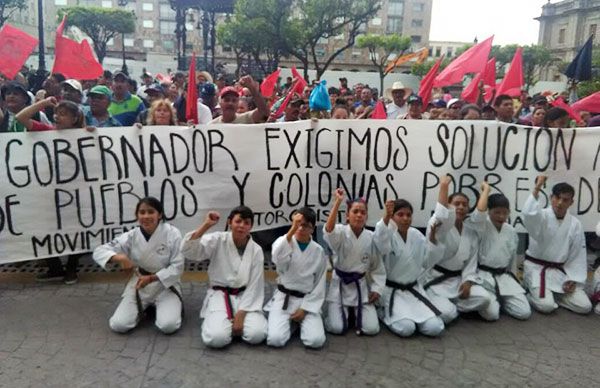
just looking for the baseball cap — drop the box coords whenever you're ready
[447,98,463,109]
[431,98,446,108]
[201,83,216,98]
[144,83,164,94]
[407,94,422,105]
[219,86,239,98]
[88,85,112,99]
[62,79,83,94]
[113,71,130,81]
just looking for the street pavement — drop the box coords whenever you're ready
[0,278,599,388]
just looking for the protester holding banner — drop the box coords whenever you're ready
[93,197,184,334]
[209,75,269,124]
[181,207,267,348]
[108,71,146,126]
[373,197,448,337]
[323,189,386,336]
[15,96,84,131]
[422,178,493,324]
[461,182,531,321]
[521,176,592,315]
[146,99,178,126]
[265,208,327,348]
[0,81,50,132]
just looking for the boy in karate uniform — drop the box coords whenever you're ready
[266,207,328,348]
[460,182,531,320]
[521,176,591,314]
[181,206,267,348]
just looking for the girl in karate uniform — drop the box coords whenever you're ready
[323,188,386,335]
[94,197,184,334]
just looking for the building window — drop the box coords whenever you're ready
[411,19,423,28]
[388,0,404,16]
[160,4,176,18]
[55,0,67,5]
[558,28,566,44]
[160,21,177,35]
[143,20,154,28]
[107,38,114,46]
[142,2,153,11]
[143,40,154,48]
[101,0,112,8]
[124,38,135,47]
[387,17,403,34]
[447,47,453,57]
[590,24,597,37]
[411,35,422,43]
[435,46,441,57]
[163,40,174,50]
[413,2,425,12]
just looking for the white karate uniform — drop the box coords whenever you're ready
[521,194,592,314]
[462,210,531,320]
[265,236,328,348]
[323,224,386,335]
[181,231,267,348]
[373,218,446,337]
[93,223,184,334]
[423,208,492,323]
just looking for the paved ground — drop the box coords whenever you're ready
[0,277,599,388]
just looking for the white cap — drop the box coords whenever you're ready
[446,98,462,109]
[62,79,83,94]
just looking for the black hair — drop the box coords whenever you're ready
[449,192,469,204]
[459,104,481,119]
[102,70,113,80]
[52,73,66,83]
[551,182,575,198]
[543,107,568,127]
[294,207,316,227]
[228,205,254,225]
[328,87,340,95]
[346,197,367,211]
[393,199,413,214]
[488,193,510,210]
[135,197,165,220]
[493,94,512,107]
[56,100,85,128]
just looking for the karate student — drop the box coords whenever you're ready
[521,176,592,314]
[265,207,328,348]
[93,197,184,334]
[181,206,267,348]
[373,197,448,337]
[323,188,386,335]
[461,182,531,320]
[423,178,492,323]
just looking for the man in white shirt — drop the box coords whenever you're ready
[385,81,412,119]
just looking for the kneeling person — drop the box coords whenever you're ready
[266,208,328,348]
[181,207,267,348]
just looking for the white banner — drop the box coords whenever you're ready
[1,120,599,263]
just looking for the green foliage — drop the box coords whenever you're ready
[357,34,411,94]
[58,6,136,64]
[410,58,451,77]
[0,0,27,28]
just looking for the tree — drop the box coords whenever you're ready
[356,34,411,96]
[57,7,135,64]
[411,57,450,77]
[493,44,557,89]
[282,0,381,81]
[0,0,26,28]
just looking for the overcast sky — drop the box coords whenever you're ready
[429,0,552,46]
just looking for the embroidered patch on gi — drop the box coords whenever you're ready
[156,244,168,255]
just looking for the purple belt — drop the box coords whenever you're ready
[335,268,366,334]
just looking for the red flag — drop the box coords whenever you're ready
[260,68,281,97]
[496,47,523,97]
[371,100,387,119]
[274,68,308,118]
[52,16,103,79]
[461,58,496,103]
[434,36,493,87]
[291,66,307,94]
[185,54,198,124]
[0,24,38,79]
[551,96,582,123]
[418,56,444,107]
[571,91,600,113]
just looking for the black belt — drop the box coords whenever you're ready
[524,255,566,298]
[212,285,247,320]
[136,267,184,321]
[386,279,441,317]
[277,284,306,310]
[424,265,462,289]
[478,264,520,297]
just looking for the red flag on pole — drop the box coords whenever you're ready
[418,56,444,107]
[0,24,38,79]
[371,100,387,119]
[551,96,582,123]
[434,36,493,87]
[461,58,496,103]
[260,68,281,97]
[460,72,483,104]
[571,91,600,113]
[52,15,103,79]
[496,47,523,97]
[185,54,198,124]
[274,67,308,118]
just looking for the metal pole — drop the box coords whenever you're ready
[37,0,45,71]
[117,0,129,74]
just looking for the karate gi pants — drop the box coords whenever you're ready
[527,287,592,314]
[325,301,379,335]
[201,292,267,348]
[267,308,326,348]
[110,288,182,334]
[459,285,531,321]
